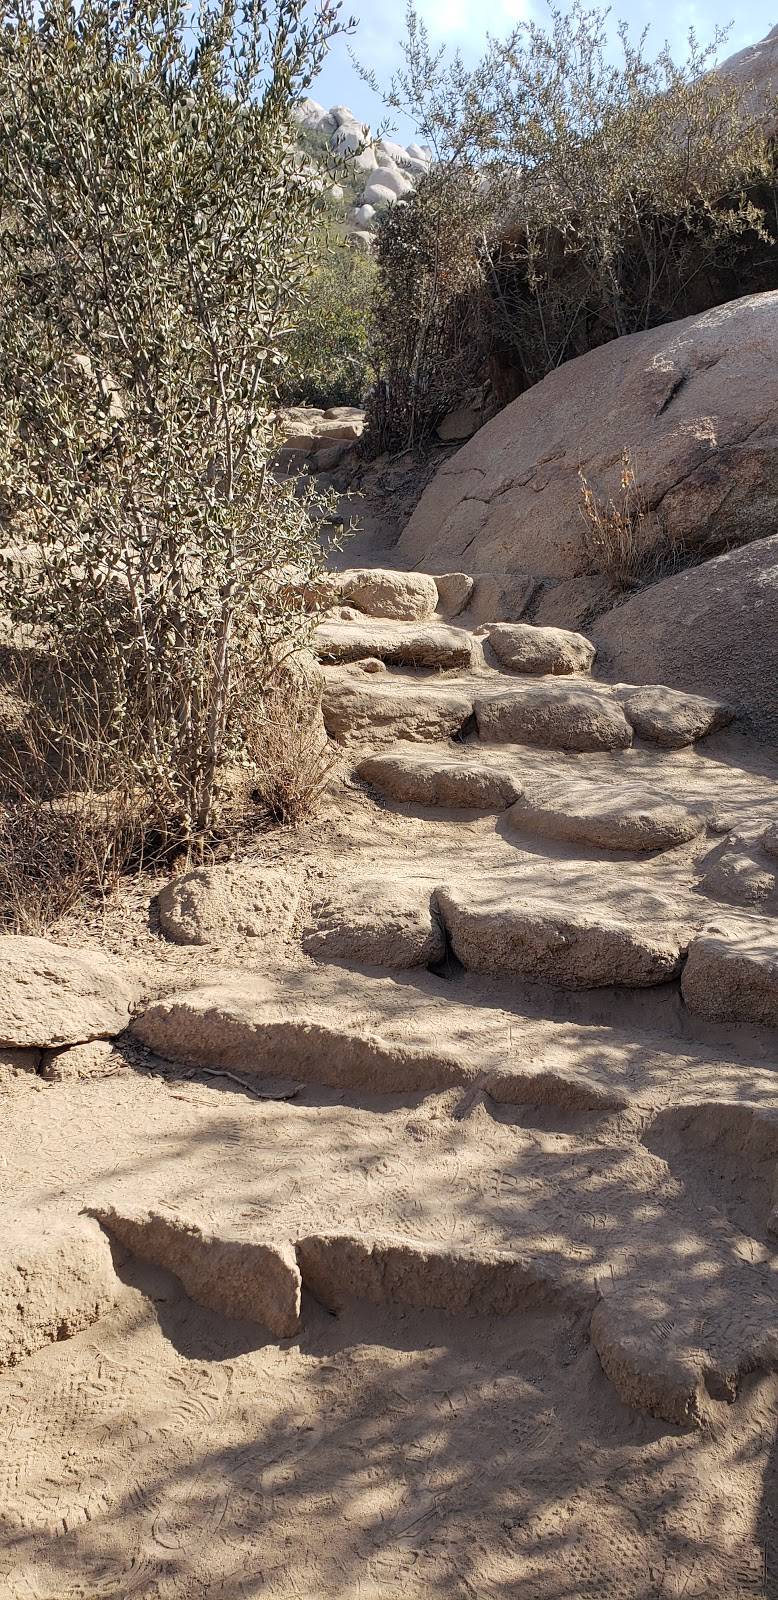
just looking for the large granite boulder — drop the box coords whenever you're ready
[397,293,778,579]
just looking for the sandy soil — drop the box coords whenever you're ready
[3,559,778,1597]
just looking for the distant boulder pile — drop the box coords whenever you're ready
[291,98,431,247]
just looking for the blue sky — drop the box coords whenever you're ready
[311,0,776,139]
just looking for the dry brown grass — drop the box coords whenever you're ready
[246,652,339,827]
[0,660,150,933]
[578,450,690,590]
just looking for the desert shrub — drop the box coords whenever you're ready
[578,450,690,589]
[281,241,376,409]
[0,0,348,861]
[365,2,775,451]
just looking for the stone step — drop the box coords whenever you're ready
[358,749,523,810]
[506,779,706,851]
[616,685,734,748]
[322,671,474,743]
[436,886,685,989]
[475,682,633,752]
[487,622,596,676]
[303,877,445,967]
[682,922,778,1027]
[1,1215,118,1368]
[315,620,474,670]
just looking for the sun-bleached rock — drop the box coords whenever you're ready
[131,987,470,1093]
[40,1040,122,1082]
[359,749,522,811]
[697,836,778,910]
[488,622,596,675]
[506,781,705,851]
[398,294,778,579]
[0,1216,118,1368]
[595,536,778,740]
[474,684,632,751]
[619,685,734,748]
[156,862,301,948]
[322,673,473,743]
[437,887,684,988]
[296,1234,584,1318]
[303,879,444,967]
[94,1207,301,1338]
[682,924,778,1027]
[338,568,438,621]
[433,572,475,616]
[0,937,138,1049]
[315,620,473,670]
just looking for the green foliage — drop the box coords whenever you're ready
[366,1,775,452]
[281,241,376,408]
[0,0,350,855]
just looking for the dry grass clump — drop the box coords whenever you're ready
[246,654,339,828]
[578,450,690,590]
[0,664,150,934]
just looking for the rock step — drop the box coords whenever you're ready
[322,671,473,743]
[92,1204,778,1428]
[325,670,733,750]
[487,622,596,676]
[0,935,139,1049]
[506,780,706,851]
[0,1215,118,1369]
[682,923,778,1027]
[359,747,707,848]
[358,749,523,810]
[437,887,685,989]
[315,620,474,671]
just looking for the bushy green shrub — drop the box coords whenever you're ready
[281,242,376,409]
[365,2,775,453]
[0,0,348,859]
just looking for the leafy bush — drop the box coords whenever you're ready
[365,2,775,452]
[0,0,347,860]
[281,241,376,409]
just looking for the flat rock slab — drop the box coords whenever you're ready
[315,620,473,670]
[697,837,778,910]
[474,685,633,751]
[0,1216,117,1368]
[358,750,522,811]
[488,623,596,676]
[338,568,438,621]
[0,936,138,1048]
[507,781,705,851]
[437,887,684,988]
[682,925,778,1027]
[303,879,444,968]
[619,685,734,748]
[131,987,472,1094]
[94,1207,301,1338]
[322,673,473,743]
[157,862,301,947]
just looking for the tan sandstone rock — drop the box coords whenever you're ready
[682,924,778,1027]
[474,684,632,751]
[358,750,522,811]
[94,1207,301,1338]
[0,937,138,1049]
[322,673,473,743]
[314,620,473,670]
[131,987,470,1094]
[397,293,778,579]
[595,536,778,740]
[437,887,684,988]
[338,568,438,621]
[488,622,596,675]
[157,862,301,947]
[618,685,734,748]
[506,781,704,851]
[303,879,444,967]
[0,1216,118,1368]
